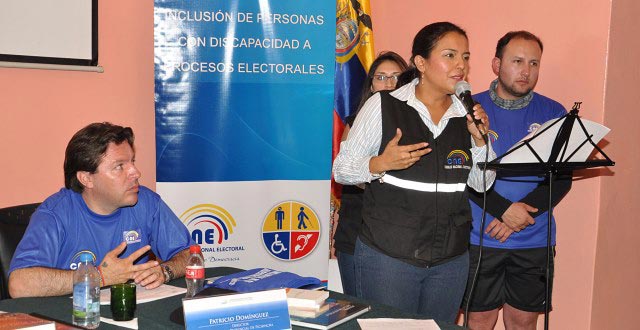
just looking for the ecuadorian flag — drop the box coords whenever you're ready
[332,0,375,206]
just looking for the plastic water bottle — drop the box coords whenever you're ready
[185,244,205,297]
[72,252,100,329]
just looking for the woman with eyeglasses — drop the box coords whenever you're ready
[333,22,496,322]
[333,51,408,297]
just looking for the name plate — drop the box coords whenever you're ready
[182,289,291,330]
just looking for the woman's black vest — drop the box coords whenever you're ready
[360,92,472,267]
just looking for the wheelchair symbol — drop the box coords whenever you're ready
[270,234,288,254]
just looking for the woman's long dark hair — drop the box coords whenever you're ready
[356,51,408,112]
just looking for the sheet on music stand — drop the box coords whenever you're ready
[500,117,610,164]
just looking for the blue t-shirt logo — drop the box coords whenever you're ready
[123,230,142,244]
[69,250,97,270]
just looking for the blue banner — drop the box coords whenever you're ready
[155,1,335,182]
[154,1,334,279]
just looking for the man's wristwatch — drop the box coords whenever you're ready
[161,264,174,283]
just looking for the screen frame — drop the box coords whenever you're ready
[0,0,98,67]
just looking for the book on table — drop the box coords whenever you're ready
[0,313,55,330]
[288,301,332,318]
[289,298,371,330]
[286,288,329,309]
[0,312,81,330]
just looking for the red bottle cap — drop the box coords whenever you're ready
[189,244,201,254]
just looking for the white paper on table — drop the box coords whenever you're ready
[358,318,440,330]
[99,284,186,305]
[100,317,139,329]
[499,117,610,164]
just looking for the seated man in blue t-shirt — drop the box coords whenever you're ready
[9,122,195,298]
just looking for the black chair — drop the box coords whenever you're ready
[0,203,40,299]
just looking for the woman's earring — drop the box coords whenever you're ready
[421,73,425,85]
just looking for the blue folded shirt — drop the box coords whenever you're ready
[207,268,322,293]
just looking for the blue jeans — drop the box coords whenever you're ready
[354,238,469,323]
[336,251,357,296]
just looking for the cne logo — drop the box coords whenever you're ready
[528,123,542,133]
[487,130,499,145]
[445,149,470,167]
[261,201,320,261]
[180,204,236,246]
[69,250,97,270]
[123,230,141,244]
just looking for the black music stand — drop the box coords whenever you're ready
[478,102,614,330]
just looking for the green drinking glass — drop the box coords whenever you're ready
[110,283,136,321]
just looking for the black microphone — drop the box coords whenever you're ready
[454,80,486,136]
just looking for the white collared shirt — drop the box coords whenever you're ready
[333,79,496,192]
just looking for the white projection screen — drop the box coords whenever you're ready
[0,0,97,67]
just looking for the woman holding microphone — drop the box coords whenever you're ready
[333,22,495,322]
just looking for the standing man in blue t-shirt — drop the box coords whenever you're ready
[463,31,572,329]
[9,122,195,298]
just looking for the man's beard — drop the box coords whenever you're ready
[498,76,533,98]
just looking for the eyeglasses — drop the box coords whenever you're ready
[373,74,400,82]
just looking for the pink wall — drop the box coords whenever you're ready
[0,0,156,208]
[370,1,612,329]
[591,0,640,328]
